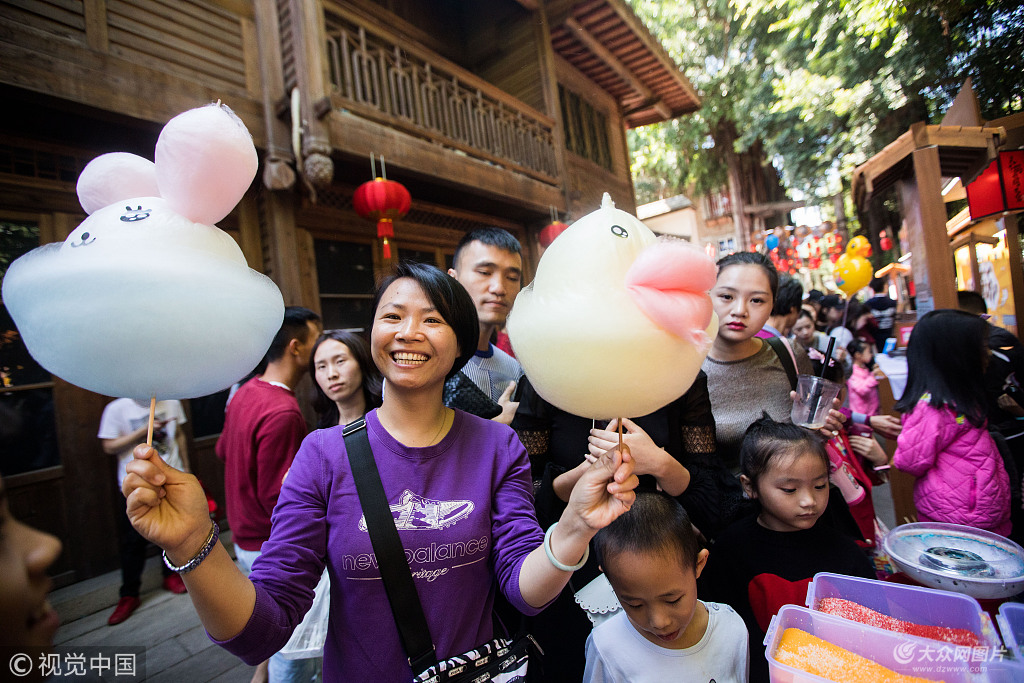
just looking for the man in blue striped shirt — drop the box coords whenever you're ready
[448,227,525,424]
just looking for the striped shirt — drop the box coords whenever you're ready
[462,344,523,402]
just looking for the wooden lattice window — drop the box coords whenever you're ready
[558,85,612,171]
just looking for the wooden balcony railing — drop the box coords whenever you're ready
[323,10,559,185]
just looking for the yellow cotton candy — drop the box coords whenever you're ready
[775,628,943,683]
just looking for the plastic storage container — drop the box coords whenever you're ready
[765,605,984,682]
[996,602,1024,660]
[806,572,1001,649]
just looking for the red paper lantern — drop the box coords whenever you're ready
[353,177,411,259]
[966,150,1024,220]
[539,221,569,248]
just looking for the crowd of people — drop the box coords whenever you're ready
[6,226,1023,683]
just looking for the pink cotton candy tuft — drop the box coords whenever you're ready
[625,239,717,343]
[77,153,160,215]
[155,103,258,225]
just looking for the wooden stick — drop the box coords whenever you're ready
[618,419,623,452]
[146,397,156,447]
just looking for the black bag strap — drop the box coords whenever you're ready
[342,418,437,672]
[766,336,798,392]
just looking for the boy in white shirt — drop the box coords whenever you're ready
[584,492,748,682]
[98,398,189,625]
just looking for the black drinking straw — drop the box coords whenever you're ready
[819,337,836,378]
[807,337,836,422]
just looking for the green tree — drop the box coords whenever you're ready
[628,0,788,239]
[628,0,1023,225]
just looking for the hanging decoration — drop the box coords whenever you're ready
[880,230,893,252]
[965,150,1024,220]
[352,154,411,259]
[539,207,569,248]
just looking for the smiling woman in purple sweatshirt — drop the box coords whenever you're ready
[121,261,638,681]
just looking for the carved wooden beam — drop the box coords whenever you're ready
[564,17,664,113]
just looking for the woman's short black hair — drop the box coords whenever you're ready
[740,414,828,489]
[309,330,383,429]
[772,276,804,316]
[894,309,991,426]
[716,251,779,303]
[593,491,701,573]
[372,261,479,380]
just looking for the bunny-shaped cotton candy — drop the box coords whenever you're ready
[2,103,284,400]
[506,193,716,419]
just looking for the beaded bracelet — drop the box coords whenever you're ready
[162,521,220,574]
[543,522,589,572]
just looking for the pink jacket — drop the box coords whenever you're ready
[848,364,880,416]
[894,401,1011,536]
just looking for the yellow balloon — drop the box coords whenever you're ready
[834,254,872,296]
[846,235,871,258]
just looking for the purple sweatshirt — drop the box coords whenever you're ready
[215,408,546,679]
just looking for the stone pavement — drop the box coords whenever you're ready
[50,534,256,683]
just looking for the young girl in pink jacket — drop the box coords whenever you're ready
[893,310,1011,536]
[847,338,882,417]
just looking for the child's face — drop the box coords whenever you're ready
[0,476,63,652]
[742,450,829,532]
[854,346,873,367]
[603,547,710,650]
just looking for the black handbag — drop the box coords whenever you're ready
[342,418,540,682]
[443,371,503,419]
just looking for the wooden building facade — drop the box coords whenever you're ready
[0,0,699,586]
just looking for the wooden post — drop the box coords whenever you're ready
[235,195,265,270]
[999,213,1024,336]
[967,238,980,293]
[253,0,295,166]
[534,1,571,218]
[898,140,958,313]
[260,191,305,305]
[290,0,334,188]
[83,0,109,52]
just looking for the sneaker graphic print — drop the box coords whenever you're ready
[358,490,474,531]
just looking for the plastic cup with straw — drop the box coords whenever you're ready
[792,337,841,430]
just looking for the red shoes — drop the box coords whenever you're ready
[162,574,187,594]
[108,575,186,625]
[107,596,141,625]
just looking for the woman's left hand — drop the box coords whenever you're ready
[790,391,846,438]
[566,444,638,532]
[588,419,690,496]
[821,398,847,438]
[588,419,661,477]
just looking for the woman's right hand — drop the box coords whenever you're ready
[122,443,212,563]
